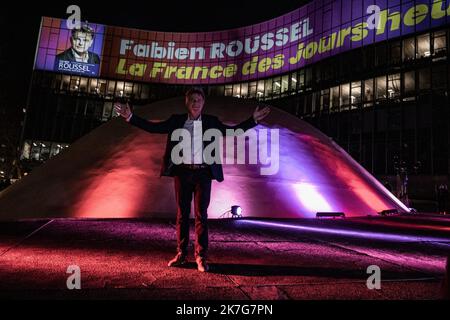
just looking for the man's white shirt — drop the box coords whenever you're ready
[183,115,203,164]
[126,113,204,164]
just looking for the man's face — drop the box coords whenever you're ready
[185,93,204,119]
[71,32,94,55]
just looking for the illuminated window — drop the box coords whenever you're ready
[281,75,289,95]
[97,79,107,96]
[52,74,62,90]
[240,83,248,98]
[248,81,257,99]
[50,143,62,157]
[290,72,298,92]
[363,79,374,104]
[297,70,305,90]
[257,80,265,98]
[21,141,31,160]
[388,73,401,98]
[224,85,233,97]
[79,77,88,92]
[124,82,134,97]
[30,143,40,161]
[403,37,415,61]
[107,80,116,97]
[61,75,70,91]
[70,77,81,92]
[351,81,362,106]
[232,83,241,97]
[116,81,125,97]
[89,78,99,94]
[330,86,339,111]
[264,79,272,98]
[433,31,447,56]
[417,34,431,58]
[375,76,387,100]
[340,83,350,108]
[272,77,281,95]
[40,143,50,161]
[102,101,113,121]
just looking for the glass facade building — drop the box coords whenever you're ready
[22,1,450,202]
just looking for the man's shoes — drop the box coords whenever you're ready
[168,253,187,267]
[196,257,209,272]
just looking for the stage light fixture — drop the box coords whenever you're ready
[231,206,242,218]
[378,209,399,216]
[231,205,242,217]
[316,212,345,219]
[219,205,243,219]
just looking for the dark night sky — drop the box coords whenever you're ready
[2,0,308,109]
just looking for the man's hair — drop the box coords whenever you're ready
[71,24,95,38]
[185,87,205,100]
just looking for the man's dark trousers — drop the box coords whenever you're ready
[174,167,212,259]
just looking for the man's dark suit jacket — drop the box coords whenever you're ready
[128,113,257,182]
[56,49,100,64]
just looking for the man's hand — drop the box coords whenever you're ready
[114,102,132,119]
[253,105,270,123]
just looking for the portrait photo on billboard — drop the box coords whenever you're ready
[35,18,104,77]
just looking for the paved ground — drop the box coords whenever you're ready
[0,214,449,300]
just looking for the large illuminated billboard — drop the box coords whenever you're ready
[35,0,450,84]
[35,19,105,76]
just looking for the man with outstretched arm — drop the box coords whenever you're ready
[114,87,270,272]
